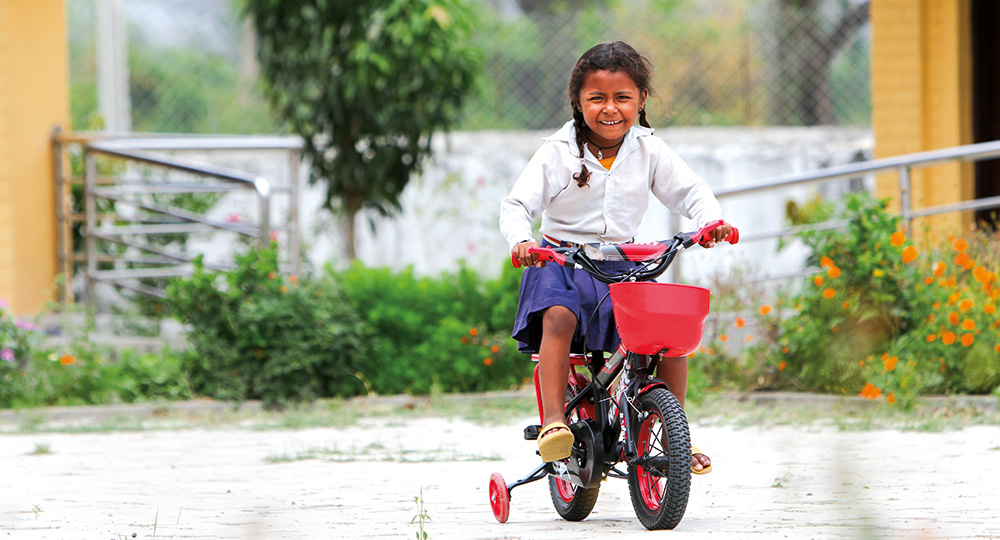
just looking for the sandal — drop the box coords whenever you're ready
[537,422,574,462]
[691,446,712,475]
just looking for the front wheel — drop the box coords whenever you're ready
[626,387,691,530]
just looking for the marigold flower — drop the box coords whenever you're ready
[928,313,936,323]
[995,345,1000,353]
[860,382,882,400]
[961,319,976,331]
[924,277,935,285]
[268,272,277,280]
[890,231,906,247]
[932,261,946,277]
[832,325,840,333]
[490,345,500,353]
[954,252,971,267]
[933,302,941,309]
[759,304,773,315]
[280,285,288,293]
[961,334,975,347]
[820,256,834,268]
[842,301,850,310]
[720,334,729,342]
[986,305,996,315]
[974,266,989,283]
[887,392,897,405]
[813,275,824,286]
[873,269,885,277]
[781,346,789,354]
[953,238,969,252]
[828,266,842,278]
[483,358,493,366]
[959,299,974,312]
[60,354,76,365]
[823,288,836,299]
[289,274,298,283]
[902,246,919,263]
[882,353,898,373]
[469,327,479,337]
[461,337,469,344]
[948,293,961,305]
[942,331,957,345]
[735,316,746,329]
[778,360,787,371]
[926,334,937,342]
[948,312,960,325]
[745,334,755,342]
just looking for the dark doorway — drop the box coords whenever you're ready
[972,0,1000,227]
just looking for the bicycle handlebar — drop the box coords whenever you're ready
[510,219,739,283]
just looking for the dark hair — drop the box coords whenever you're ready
[568,41,653,187]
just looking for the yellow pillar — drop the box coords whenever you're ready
[0,1,69,313]
[870,0,973,238]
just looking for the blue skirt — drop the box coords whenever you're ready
[511,242,641,354]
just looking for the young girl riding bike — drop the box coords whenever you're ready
[499,41,731,474]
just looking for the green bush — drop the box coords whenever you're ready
[165,246,369,405]
[332,260,528,395]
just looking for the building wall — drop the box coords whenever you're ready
[871,0,974,235]
[0,1,68,314]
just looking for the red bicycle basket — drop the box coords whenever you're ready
[608,282,710,356]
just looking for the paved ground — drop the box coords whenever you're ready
[1,397,999,540]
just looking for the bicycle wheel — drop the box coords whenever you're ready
[626,387,691,530]
[548,376,600,521]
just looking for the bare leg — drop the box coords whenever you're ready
[537,305,577,429]
[657,356,711,473]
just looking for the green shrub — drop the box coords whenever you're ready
[166,246,369,405]
[0,304,43,407]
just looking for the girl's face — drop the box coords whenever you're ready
[576,69,647,147]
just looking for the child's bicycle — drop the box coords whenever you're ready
[488,219,738,530]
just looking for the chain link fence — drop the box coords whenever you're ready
[66,0,871,134]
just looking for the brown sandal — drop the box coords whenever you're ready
[537,422,574,462]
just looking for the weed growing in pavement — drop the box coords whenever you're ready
[31,505,40,519]
[412,487,431,540]
[28,442,50,455]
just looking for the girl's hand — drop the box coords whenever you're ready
[700,222,733,248]
[513,240,543,267]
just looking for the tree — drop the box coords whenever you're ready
[243,0,481,258]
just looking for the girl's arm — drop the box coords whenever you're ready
[499,143,566,250]
[648,141,723,233]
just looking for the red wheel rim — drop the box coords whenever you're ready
[636,411,666,511]
[554,477,575,503]
[489,472,510,523]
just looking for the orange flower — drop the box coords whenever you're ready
[926,334,936,342]
[59,354,76,365]
[820,256,834,268]
[902,246,918,264]
[461,337,469,344]
[954,252,971,267]
[720,334,729,342]
[268,272,277,280]
[995,345,1000,353]
[942,331,957,345]
[961,334,975,347]
[483,357,493,366]
[887,392,897,405]
[961,319,976,331]
[781,346,789,354]
[813,275,825,286]
[932,261,946,277]
[469,327,479,337]
[973,266,990,283]
[759,304,773,315]
[280,285,288,293]
[842,301,850,310]
[735,316,746,329]
[745,334,755,342]
[881,353,898,373]
[932,302,941,309]
[832,325,840,333]
[778,360,787,371]
[828,266,842,278]
[986,305,996,315]
[953,238,969,252]
[948,312,960,325]
[289,274,298,283]
[959,299,974,312]
[859,382,882,400]
[948,292,961,305]
[823,288,836,299]
[490,345,500,353]
[890,231,906,247]
[928,313,936,323]
[924,277,935,285]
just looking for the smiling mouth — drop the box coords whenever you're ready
[599,119,623,126]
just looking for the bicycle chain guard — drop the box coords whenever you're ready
[547,419,604,490]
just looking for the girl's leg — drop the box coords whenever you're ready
[657,356,711,472]
[537,305,577,428]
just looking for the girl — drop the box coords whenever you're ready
[499,41,730,473]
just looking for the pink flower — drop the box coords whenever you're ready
[1,349,14,362]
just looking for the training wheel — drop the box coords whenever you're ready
[489,472,510,523]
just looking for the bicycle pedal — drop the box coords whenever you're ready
[523,424,541,440]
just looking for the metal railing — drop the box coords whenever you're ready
[53,132,303,305]
[700,139,1000,284]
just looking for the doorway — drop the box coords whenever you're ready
[972,0,1000,227]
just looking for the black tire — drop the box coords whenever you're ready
[626,387,691,530]
[547,376,600,521]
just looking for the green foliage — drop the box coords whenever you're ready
[244,0,482,255]
[332,261,528,395]
[165,246,369,405]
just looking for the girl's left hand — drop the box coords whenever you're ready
[701,222,733,248]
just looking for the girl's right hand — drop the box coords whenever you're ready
[513,240,543,268]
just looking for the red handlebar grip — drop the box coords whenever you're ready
[725,227,739,244]
[510,253,523,269]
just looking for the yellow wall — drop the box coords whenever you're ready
[870,0,973,235]
[0,1,68,313]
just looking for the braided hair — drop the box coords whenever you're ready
[568,41,653,188]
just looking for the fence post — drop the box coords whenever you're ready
[255,177,271,249]
[898,165,913,229]
[84,150,98,307]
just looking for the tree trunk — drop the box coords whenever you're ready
[345,192,360,260]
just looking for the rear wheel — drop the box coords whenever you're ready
[548,374,600,521]
[627,387,691,530]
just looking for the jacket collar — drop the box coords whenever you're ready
[545,120,654,159]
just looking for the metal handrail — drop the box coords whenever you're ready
[53,132,303,304]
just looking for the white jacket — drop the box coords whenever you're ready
[499,120,722,250]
